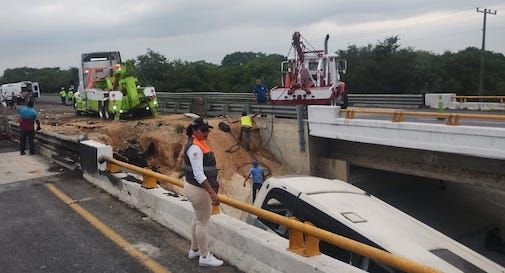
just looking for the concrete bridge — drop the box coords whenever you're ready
[306,105,505,191]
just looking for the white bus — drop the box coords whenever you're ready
[0,81,41,103]
[249,176,504,273]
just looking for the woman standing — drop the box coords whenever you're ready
[183,117,223,267]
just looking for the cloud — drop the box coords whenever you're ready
[1,0,504,74]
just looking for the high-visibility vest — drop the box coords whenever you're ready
[67,91,73,98]
[240,116,252,128]
[60,90,66,97]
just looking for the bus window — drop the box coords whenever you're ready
[308,62,318,71]
[259,197,293,237]
[430,249,485,273]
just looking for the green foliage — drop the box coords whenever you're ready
[132,50,285,93]
[339,37,505,95]
[1,38,504,96]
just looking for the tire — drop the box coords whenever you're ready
[104,108,110,120]
[98,105,105,119]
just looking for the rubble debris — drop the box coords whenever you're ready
[27,108,291,219]
[218,122,231,133]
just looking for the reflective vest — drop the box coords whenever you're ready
[67,91,73,98]
[74,92,82,102]
[60,90,66,97]
[240,116,252,128]
[183,137,219,191]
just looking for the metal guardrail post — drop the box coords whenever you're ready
[446,114,460,126]
[244,104,251,114]
[174,102,180,114]
[143,169,157,189]
[107,162,119,173]
[288,219,320,257]
[222,104,229,117]
[296,105,306,152]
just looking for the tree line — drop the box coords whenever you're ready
[1,36,504,95]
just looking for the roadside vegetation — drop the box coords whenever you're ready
[1,36,504,95]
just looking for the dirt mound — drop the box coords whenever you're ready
[36,113,290,212]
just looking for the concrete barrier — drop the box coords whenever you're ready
[425,93,505,111]
[80,141,365,273]
[308,105,505,160]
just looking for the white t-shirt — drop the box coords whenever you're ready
[186,144,207,184]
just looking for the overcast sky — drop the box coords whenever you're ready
[0,0,504,75]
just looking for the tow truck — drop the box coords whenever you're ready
[270,32,348,107]
[75,51,158,120]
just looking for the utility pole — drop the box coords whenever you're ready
[476,8,497,97]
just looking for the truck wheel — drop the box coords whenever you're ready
[104,109,111,120]
[98,106,105,119]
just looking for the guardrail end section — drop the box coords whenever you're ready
[80,140,113,174]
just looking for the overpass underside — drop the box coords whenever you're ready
[309,137,505,191]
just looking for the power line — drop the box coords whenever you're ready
[476,7,497,97]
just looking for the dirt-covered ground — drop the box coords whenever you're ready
[2,101,290,219]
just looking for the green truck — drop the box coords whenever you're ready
[75,51,158,120]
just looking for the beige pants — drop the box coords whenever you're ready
[184,181,212,256]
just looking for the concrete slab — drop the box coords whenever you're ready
[0,151,58,185]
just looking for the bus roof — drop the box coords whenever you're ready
[265,176,503,273]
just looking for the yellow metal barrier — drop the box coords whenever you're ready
[101,156,442,273]
[340,108,505,126]
[453,95,505,103]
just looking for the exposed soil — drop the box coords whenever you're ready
[3,102,290,219]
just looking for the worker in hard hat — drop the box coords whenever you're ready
[59,87,66,105]
[73,91,82,109]
[243,160,265,202]
[253,79,268,104]
[67,87,74,105]
[228,112,259,151]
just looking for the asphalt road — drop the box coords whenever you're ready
[0,140,242,273]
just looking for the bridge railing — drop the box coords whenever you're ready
[453,95,505,103]
[342,108,505,126]
[101,155,442,273]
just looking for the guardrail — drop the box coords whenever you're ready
[342,108,505,126]
[101,155,441,273]
[350,94,424,108]
[453,95,505,103]
[161,101,305,119]
[7,122,80,165]
[8,122,80,154]
[157,92,426,108]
